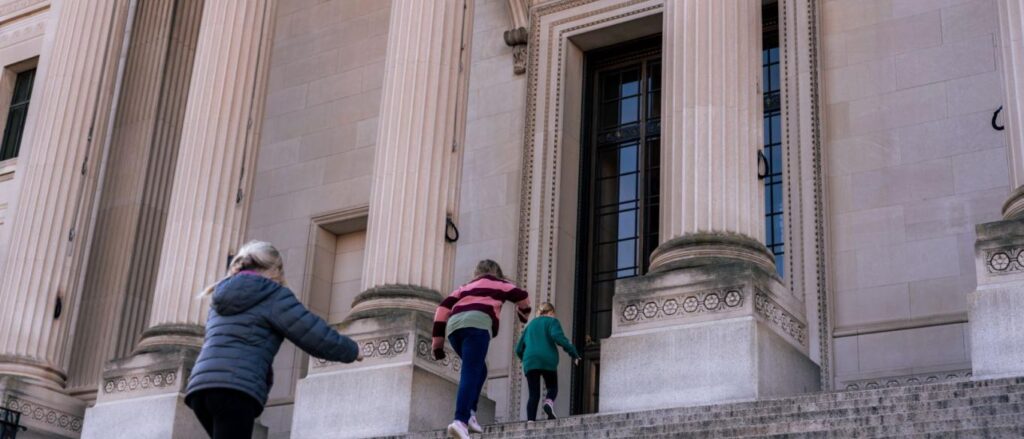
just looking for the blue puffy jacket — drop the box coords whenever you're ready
[185,273,359,406]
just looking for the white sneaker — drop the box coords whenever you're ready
[447,420,471,439]
[468,412,484,433]
[543,398,557,420]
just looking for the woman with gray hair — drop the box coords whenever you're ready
[185,241,362,439]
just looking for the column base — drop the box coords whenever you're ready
[599,259,819,413]
[80,347,267,439]
[291,310,494,438]
[0,375,86,438]
[970,218,1024,380]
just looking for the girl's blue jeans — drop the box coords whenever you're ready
[448,328,490,423]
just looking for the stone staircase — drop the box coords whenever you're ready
[382,376,1024,438]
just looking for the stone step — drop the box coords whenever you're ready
[482,378,1024,432]
[382,377,1024,439]
[469,385,1024,437]
[601,406,1024,439]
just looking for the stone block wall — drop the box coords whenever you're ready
[821,0,1007,388]
[249,0,390,436]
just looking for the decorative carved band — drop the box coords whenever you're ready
[103,369,178,394]
[312,334,409,369]
[3,395,82,433]
[843,369,972,391]
[985,246,1024,274]
[754,291,808,347]
[619,287,745,325]
[415,336,462,378]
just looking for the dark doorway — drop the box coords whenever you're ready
[572,35,661,415]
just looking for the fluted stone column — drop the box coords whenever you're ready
[291,2,488,437]
[81,2,274,438]
[599,0,818,413]
[349,0,473,320]
[67,0,201,400]
[135,0,275,352]
[0,0,129,389]
[650,0,770,272]
[970,0,1024,381]
[999,0,1024,219]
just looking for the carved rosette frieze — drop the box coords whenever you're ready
[753,291,807,348]
[619,288,745,325]
[843,369,972,391]
[312,334,409,369]
[102,369,178,394]
[415,336,462,379]
[3,395,83,433]
[984,246,1024,274]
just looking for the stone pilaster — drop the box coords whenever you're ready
[0,0,129,388]
[998,0,1024,219]
[82,2,275,438]
[599,0,819,413]
[67,0,202,400]
[969,1,1024,381]
[291,1,489,437]
[135,0,275,352]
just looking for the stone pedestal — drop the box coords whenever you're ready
[291,310,493,438]
[80,348,267,439]
[600,253,819,413]
[0,375,85,438]
[969,219,1024,380]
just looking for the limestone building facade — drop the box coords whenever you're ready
[0,0,1021,437]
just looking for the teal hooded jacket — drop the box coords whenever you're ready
[515,315,580,372]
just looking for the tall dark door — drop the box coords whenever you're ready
[572,37,661,415]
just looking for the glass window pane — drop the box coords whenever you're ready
[649,62,661,91]
[619,143,638,173]
[771,115,782,144]
[595,242,618,274]
[771,143,782,173]
[773,215,784,243]
[618,173,637,203]
[597,148,619,178]
[598,177,618,206]
[618,209,637,240]
[775,255,785,277]
[616,239,636,271]
[619,97,639,124]
[620,69,639,96]
[772,183,783,213]
[648,91,661,119]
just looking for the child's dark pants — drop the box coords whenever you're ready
[525,369,558,421]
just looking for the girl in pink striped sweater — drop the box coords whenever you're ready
[433,260,531,439]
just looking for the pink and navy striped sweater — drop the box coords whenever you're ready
[432,275,532,353]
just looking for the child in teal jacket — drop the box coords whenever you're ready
[515,302,580,421]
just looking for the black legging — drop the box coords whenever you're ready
[525,369,558,421]
[187,388,263,439]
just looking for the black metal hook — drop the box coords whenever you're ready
[445,217,460,243]
[54,296,62,320]
[993,105,1005,131]
[757,150,768,180]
